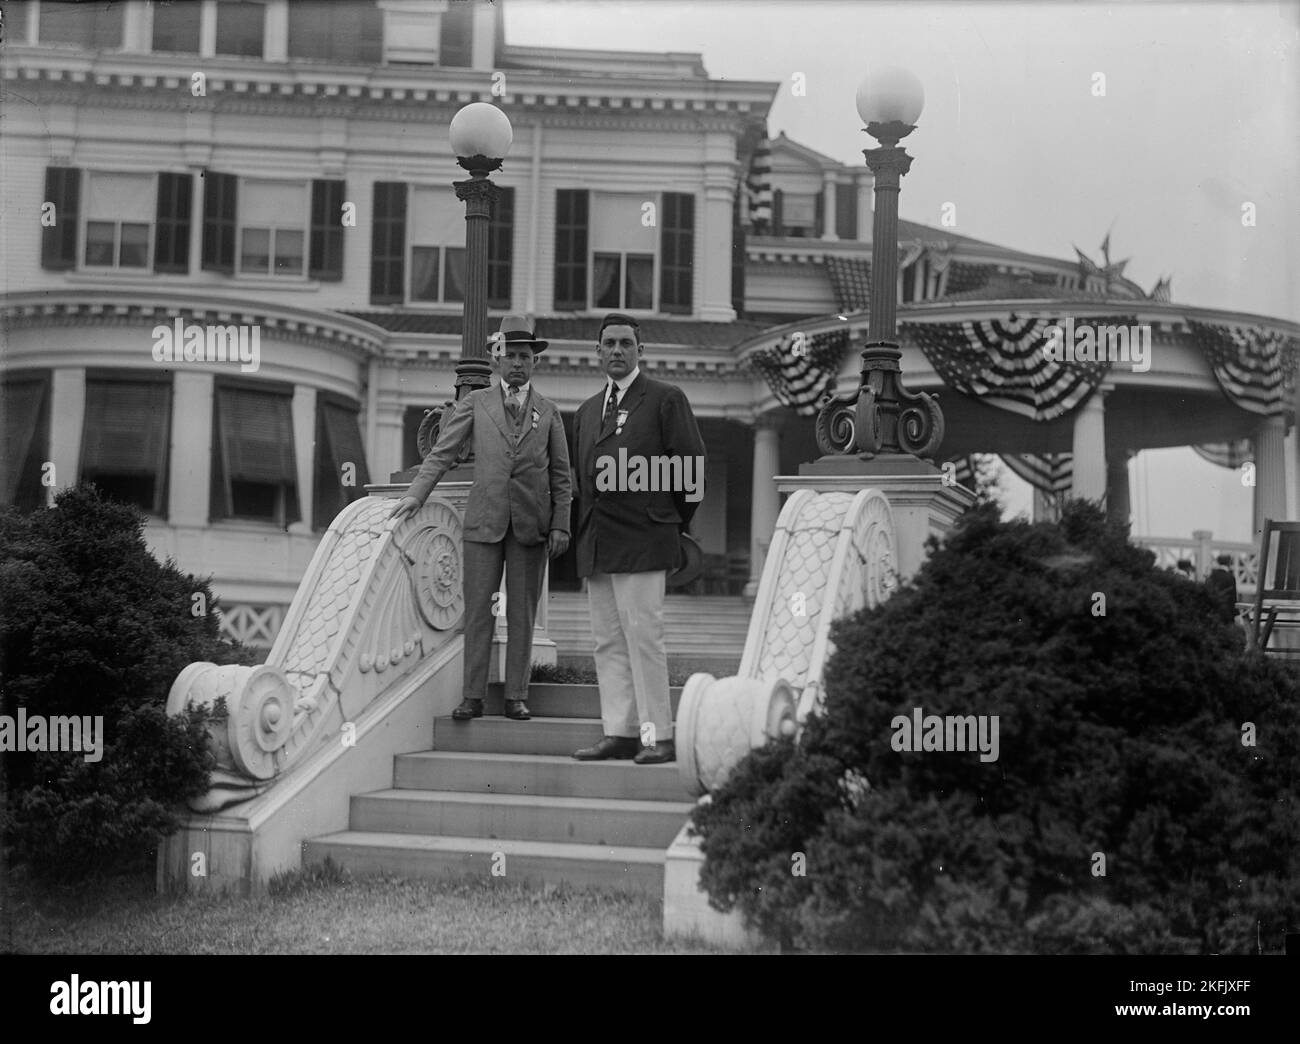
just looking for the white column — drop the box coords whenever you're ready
[470,0,496,69]
[47,367,86,505]
[377,410,407,481]
[700,133,738,321]
[290,386,317,535]
[264,0,289,60]
[745,414,782,596]
[122,1,151,52]
[169,371,214,526]
[1070,387,1108,502]
[525,122,542,315]
[1252,414,1287,535]
[856,172,873,242]
[198,0,217,57]
[821,172,838,242]
[1291,383,1300,520]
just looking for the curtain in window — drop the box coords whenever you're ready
[444,248,467,302]
[592,254,619,308]
[625,255,654,310]
[410,247,440,301]
[85,172,154,222]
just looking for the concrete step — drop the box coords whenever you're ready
[395,750,692,801]
[351,789,692,848]
[483,682,683,719]
[435,715,608,756]
[303,831,666,896]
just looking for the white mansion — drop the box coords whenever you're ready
[3,0,1297,653]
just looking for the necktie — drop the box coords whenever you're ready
[602,385,619,430]
[505,388,521,420]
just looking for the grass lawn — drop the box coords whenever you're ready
[7,860,738,955]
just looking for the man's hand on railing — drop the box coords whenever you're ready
[389,496,421,521]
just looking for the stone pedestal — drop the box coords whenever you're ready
[781,456,974,582]
[663,821,775,952]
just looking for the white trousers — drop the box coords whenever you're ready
[587,569,673,742]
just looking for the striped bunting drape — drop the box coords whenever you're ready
[942,454,978,491]
[746,134,772,231]
[746,328,850,415]
[1000,452,1073,494]
[904,316,1136,422]
[1192,439,1254,470]
[1185,320,1298,416]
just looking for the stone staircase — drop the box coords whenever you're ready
[303,680,693,895]
[547,594,752,668]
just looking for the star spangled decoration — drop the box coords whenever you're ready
[746,328,851,415]
[904,316,1134,422]
[1187,320,1297,416]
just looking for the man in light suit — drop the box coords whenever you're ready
[390,316,571,722]
[571,314,706,764]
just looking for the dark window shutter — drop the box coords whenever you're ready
[553,189,588,311]
[814,190,824,238]
[836,182,857,240]
[154,172,192,274]
[772,188,784,237]
[41,167,80,270]
[310,179,345,281]
[356,4,384,63]
[314,395,371,529]
[659,192,694,315]
[486,185,514,309]
[439,0,474,67]
[201,171,237,273]
[370,181,407,305]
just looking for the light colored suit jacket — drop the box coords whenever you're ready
[407,384,572,545]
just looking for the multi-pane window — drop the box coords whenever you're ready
[211,382,301,527]
[154,172,193,274]
[554,191,695,313]
[1,373,51,514]
[83,173,154,269]
[215,1,266,58]
[590,193,655,310]
[370,182,512,306]
[409,186,467,304]
[238,180,307,277]
[79,374,172,516]
[151,1,201,53]
[38,0,123,49]
[313,394,371,529]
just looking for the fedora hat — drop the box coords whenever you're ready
[489,314,548,354]
[667,532,704,589]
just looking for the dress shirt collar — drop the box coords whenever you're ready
[606,367,639,404]
[502,380,530,402]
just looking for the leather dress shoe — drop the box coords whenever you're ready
[451,698,483,721]
[572,735,639,761]
[634,740,675,765]
[504,699,531,721]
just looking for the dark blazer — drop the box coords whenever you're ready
[407,384,572,545]
[572,371,706,576]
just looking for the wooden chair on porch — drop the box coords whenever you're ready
[1247,519,1300,657]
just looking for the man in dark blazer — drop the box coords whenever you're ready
[391,316,571,722]
[571,313,706,764]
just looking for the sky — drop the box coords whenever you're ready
[506,0,1300,540]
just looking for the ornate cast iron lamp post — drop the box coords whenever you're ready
[448,101,513,400]
[815,68,944,463]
